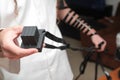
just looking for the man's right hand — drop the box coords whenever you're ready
[0,26,38,59]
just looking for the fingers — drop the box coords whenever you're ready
[17,48,38,57]
[8,40,38,58]
[2,40,38,59]
[91,34,107,52]
[1,26,38,59]
[97,41,105,49]
[2,46,38,59]
[95,40,107,52]
[12,25,23,35]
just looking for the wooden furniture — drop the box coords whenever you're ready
[80,16,120,69]
[98,67,120,80]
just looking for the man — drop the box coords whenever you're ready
[0,0,106,80]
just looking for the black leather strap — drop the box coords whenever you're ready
[89,32,97,37]
[67,12,76,24]
[71,17,80,27]
[80,26,86,31]
[63,9,72,22]
[84,29,90,35]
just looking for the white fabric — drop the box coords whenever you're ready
[0,0,73,80]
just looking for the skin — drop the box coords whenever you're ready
[57,0,107,52]
[0,0,106,59]
[0,26,38,59]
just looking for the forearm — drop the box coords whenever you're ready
[57,1,97,37]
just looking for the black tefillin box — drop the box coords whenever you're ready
[21,26,45,52]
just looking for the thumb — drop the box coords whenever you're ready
[97,41,104,49]
[18,48,38,58]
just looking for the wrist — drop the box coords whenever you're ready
[87,28,97,37]
[89,32,98,38]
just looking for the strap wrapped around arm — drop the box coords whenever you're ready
[57,7,97,37]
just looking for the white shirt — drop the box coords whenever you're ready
[0,0,73,80]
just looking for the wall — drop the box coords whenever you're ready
[106,0,120,16]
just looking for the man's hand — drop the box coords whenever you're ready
[0,26,38,59]
[91,34,106,52]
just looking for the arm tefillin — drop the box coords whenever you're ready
[62,9,96,37]
[57,0,97,37]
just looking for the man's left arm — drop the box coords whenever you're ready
[57,0,107,51]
